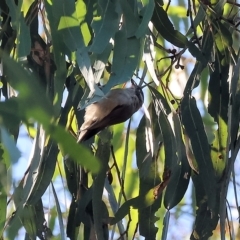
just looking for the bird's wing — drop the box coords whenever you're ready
[80,89,133,131]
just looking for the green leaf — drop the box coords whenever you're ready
[135,0,155,38]
[26,139,59,205]
[103,0,143,90]
[214,22,232,63]
[0,126,21,165]
[161,210,170,240]
[104,30,142,91]
[89,0,119,53]
[119,0,139,37]
[44,0,67,113]
[17,13,31,58]
[151,2,187,48]
[1,53,101,174]
[214,0,227,17]
[1,52,54,119]
[51,182,65,240]
[231,50,240,145]
[92,130,111,240]
[183,62,204,95]
[186,4,206,36]
[93,42,113,83]
[191,174,220,239]
[6,0,19,29]
[201,27,214,64]
[164,113,190,209]
[149,86,171,114]
[187,42,208,66]
[110,187,160,225]
[144,32,160,85]
[151,89,176,171]
[75,0,91,46]
[0,146,7,236]
[13,182,52,239]
[136,103,162,239]
[181,95,216,210]
[76,48,104,101]
[58,16,85,51]
[208,57,229,179]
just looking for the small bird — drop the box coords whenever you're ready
[77,80,144,142]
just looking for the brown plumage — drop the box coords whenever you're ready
[77,80,144,142]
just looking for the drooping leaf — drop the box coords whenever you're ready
[186,4,206,36]
[17,13,31,58]
[89,0,119,54]
[104,30,142,91]
[92,129,111,240]
[161,210,170,240]
[12,181,52,239]
[214,21,232,64]
[135,0,155,38]
[51,182,66,240]
[183,62,204,95]
[58,15,85,51]
[230,50,240,146]
[44,0,67,112]
[208,56,229,179]
[143,33,160,86]
[181,95,216,210]
[0,145,7,236]
[190,174,220,240]
[164,113,190,209]
[151,88,176,171]
[136,103,162,239]
[152,1,187,48]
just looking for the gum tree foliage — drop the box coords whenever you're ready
[0,0,239,239]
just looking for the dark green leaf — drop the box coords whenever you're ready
[161,210,170,240]
[181,96,216,210]
[51,182,65,240]
[164,113,190,209]
[44,0,67,112]
[183,62,204,95]
[214,0,227,17]
[92,130,111,239]
[231,50,240,145]
[17,13,31,58]
[136,103,161,239]
[208,57,228,179]
[26,140,59,205]
[190,174,220,240]
[0,146,7,235]
[152,2,187,48]
[151,89,176,171]
[214,22,232,63]
[186,4,206,36]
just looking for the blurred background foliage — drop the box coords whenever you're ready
[0,0,240,239]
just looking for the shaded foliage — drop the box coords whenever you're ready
[0,0,240,239]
